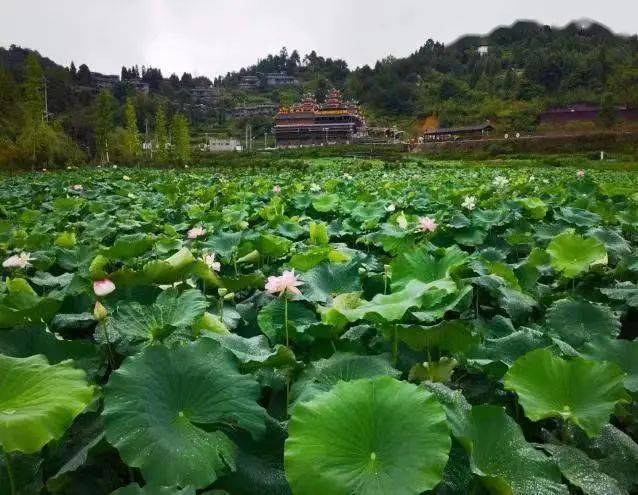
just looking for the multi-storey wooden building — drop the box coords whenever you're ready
[274,90,366,147]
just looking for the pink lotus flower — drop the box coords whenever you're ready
[2,252,32,269]
[93,279,116,297]
[265,270,304,296]
[273,185,281,194]
[419,217,438,233]
[577,169,585,178]
[187,226,206,239]
[203,252,221,272]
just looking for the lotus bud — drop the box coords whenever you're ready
[93,301,108,321]
[358,267,366,276]
[223,292,235,301]
[218,288,228,297]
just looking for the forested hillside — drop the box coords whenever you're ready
[0,20,637,168]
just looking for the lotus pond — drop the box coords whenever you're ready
[1,158,638,495]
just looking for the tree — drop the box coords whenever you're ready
[21,53,45,165]
[95,90,117,163]
[171,113,190,165]
[69,61,77,79]
[77,64,91,85]
[154,104,168,162]
[123,97,140,161]
[168,74,180,89]
[180,73,193,88]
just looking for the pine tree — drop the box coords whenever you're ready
[171,113,190,165]
[70,61,77,79]
[95,90,116,163]
[154,104,168,163]
[123,97,140,161]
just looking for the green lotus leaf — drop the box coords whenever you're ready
[588,228,631,263]
[472,327,552,367]
[55,232,77,248]
[0,354,94,454]
[591,424,638,492]
[111,484,195,495]
[300,257,361,302]
[290,353,400,407]
[203,231,242,260]
[0,325,101,379]
[103,339,267,488]
[103,233,154,259]
[257,299,317,342]
[215,415,291,495]
[394,320,478,354]
[518,197,548,219]
[497,286,537,323]
[504,349,627,437]
[541,444,625,495]
[0,451,43,494]
[104,288,208,349]
[323,279,456,324]
[423,382,471,441]
[255,234,292,259]
[546,298,620,348]
[411,285,472,323]
[582,337,638,393]
[46,413,105,486]
[453,226,487,247]
[466,406,568,494]
[555,207,601,227]
[0,278,63,328]
[390,246,468,292]
[142,248,197,284]
[312,193,339,212]
[601,281,638,308]
[219,273,266,292]
[285,377,451,495]
[204,333,297,370]
[276,220,305,240]
[547,232,607,278]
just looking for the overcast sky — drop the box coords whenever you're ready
[1,0,636,79]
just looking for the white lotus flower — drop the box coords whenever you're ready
[462,196,477,211]
[2,252,33,269]
[203,252,221,272]
[493,176,509,188]
[386,203,396,213]
[187,226,206,239]
[310,183,321,192]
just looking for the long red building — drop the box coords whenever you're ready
[274,90,367,147]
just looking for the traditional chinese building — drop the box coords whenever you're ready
[274,90,366,146]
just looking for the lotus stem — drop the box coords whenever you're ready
[3,450,16,495]
[392,324,398,366]
[284,295,289,347]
